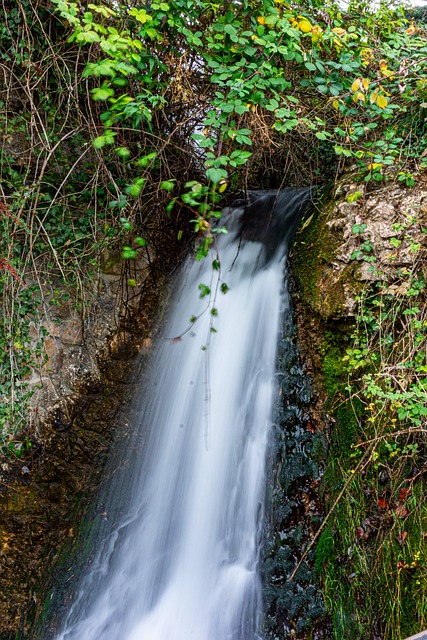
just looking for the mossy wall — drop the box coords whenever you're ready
[291,175,427,640]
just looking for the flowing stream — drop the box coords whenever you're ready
[55,189,312,640]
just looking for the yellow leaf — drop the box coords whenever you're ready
[367,163,382,170]
[299,212,314,232]
[332,99,340,110]
[360,47,373,66]
[361,78,370,91]
[353,91,365,104]
[311,24,323,42]
[370,89,378,104]
[298,19,312,33]
[406,20,417,35]
[257,16,265,25]
[219,181,228,193]
[376,94,388,109]
[379,60,393,77]
[332,27,346,36]
[351,78,361,92]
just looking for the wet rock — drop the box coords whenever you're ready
[263,303,328,639]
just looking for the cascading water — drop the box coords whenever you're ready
[54,189,313,640]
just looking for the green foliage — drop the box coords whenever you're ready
[0,2,150,450]
[51,0,427,258]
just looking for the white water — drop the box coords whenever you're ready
[56,194,307,640]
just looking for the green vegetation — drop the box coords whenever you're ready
[293,192,427,637]
[331,215,427,639]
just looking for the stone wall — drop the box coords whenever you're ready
[0,248,169,637]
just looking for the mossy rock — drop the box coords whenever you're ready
[292,188,363,320]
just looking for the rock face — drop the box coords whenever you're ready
[0,249,169,638]
[293,175,427,320]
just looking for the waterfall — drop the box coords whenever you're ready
[54,189,313,640]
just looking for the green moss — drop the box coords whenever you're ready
[315,523,334,577]
[293,205,331,311]
[28,499,101,638]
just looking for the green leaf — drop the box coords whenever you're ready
[198,283,211,299]
[126,183,142,197]
[166,197,177,214]
[122,246,137,259]
[352,223,367,235]
[91,86,115,100]
[206,167,228,184]
[93,136,106,149]
[109,197,128,210]
[120,217,132,231]
[224,24,236,36]
[160,180,176,191]
[137,152,157,167]
[116,147,131,159]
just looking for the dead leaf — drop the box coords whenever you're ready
[398,487,410,501]
[397,531,408,546]
[394,504,409,519]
